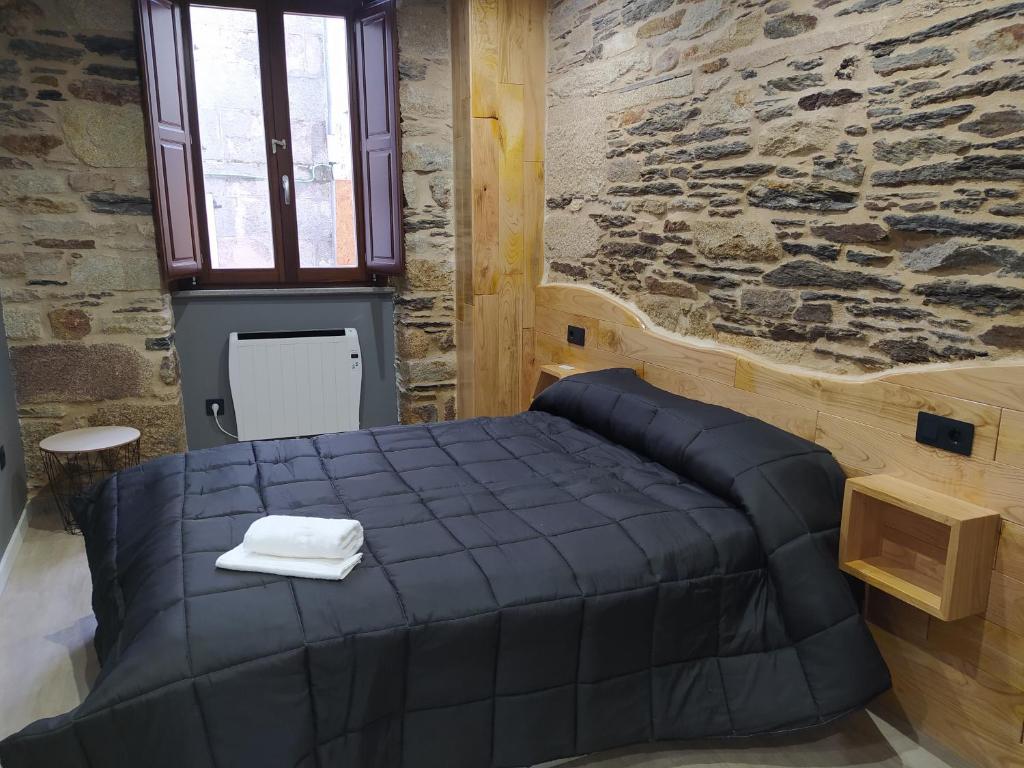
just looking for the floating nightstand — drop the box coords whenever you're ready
[533,363,597,398]
[839,475,1000,622]
[539,363,588,380]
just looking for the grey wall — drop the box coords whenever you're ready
[172,289,398,450]
[0,303,28,562]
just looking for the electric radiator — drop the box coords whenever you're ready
[228,329,362,441]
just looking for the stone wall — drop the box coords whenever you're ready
[546,0,1024,371]
[394,0,457,422]
[0,0,185,485]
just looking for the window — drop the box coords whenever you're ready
[136,0,403,286]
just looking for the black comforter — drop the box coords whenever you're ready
[0,369,889,767]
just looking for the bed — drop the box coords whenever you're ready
[0,368,890,768]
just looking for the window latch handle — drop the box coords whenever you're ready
[271,138,287,154]
[281,174,291,206]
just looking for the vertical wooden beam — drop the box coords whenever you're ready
[453,0,545,419]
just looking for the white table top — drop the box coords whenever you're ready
[39,426,141,454]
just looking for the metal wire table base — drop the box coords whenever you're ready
[41,440,141,534]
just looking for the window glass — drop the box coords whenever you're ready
[190,6,275,270]
[284,13,359,269]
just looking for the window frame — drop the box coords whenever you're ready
[141,0,400,288]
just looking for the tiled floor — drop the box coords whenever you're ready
[0,503,966,767]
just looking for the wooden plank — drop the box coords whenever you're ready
[816,413,1024,526]
[927,616,1024,694]
[497,0,526,85]
[496,84,524,277]
[455,312,474,418]
[870,626,1024,768]
[535,284,644,328]
[535,304,598,345]
[736,359,1002,461]
[539,363,594,380]
[497,276,522,416]
[598,322,736,385]
[996,521,1024,583]
[949,512,1003,623]
[865,588,930,644]
[987,571,1024,638]
[996,409,1024,469]
[522,160,543,330]
[449,0,470,140]
[468,0,498,118]
[847,474,1000,524]
[522,0,546,163]
[470,296,497,417]
[643,364,817,440]
[534,330,643,375]
[519,332,536,411]
[883,363,1024,412]
[470,117,500,296]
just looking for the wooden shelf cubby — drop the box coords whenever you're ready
[839,475,1000,621]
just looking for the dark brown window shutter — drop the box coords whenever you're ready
[137,0,203,280]
[354,0,404,275]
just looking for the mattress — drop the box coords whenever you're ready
[0,368,890,768]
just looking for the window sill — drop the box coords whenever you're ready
[172,286,395,299]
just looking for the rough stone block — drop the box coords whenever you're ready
[12,343,151,403]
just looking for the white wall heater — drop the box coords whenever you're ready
[228,329,362,441]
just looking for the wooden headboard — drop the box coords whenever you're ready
[528,281,1024,768]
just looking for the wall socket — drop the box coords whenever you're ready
[567,325,586,347]
[916,411,974,457]
[205,398,226,416]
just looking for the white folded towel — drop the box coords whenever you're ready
[216,545,362,581]
[243,515,363,560]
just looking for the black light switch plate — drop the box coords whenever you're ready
[567,325,586,347]
[915,411,974,457]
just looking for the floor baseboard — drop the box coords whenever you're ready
[0,504,28,598]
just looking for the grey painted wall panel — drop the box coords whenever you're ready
[172,291,398,451]
[0,303,28,562]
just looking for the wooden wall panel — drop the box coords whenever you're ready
[537,284,643,327]
[883,363,1024,412]
[996,521,1024,584]
[524,283,1024,768]
[644,364,817,440]
[737,359,1002,460]
[453,0,545,418]
[534,330,642,375]
[497,0,525,85]
[600,322,736,385]
[468,0,497,119]
[816,414,1024,526]
[997,409,1024,469]
[522,0,546,164]
[871,627,1024,768]
[522,159,544,332]
[469,117,500,296]
[497,84,524,277]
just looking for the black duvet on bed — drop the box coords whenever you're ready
[0,369,889,768]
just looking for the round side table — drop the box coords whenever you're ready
[40,426,142,534]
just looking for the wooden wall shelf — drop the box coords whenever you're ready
[840,475,1000,621]
[533,363,599,398]
[538,363,592,380]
